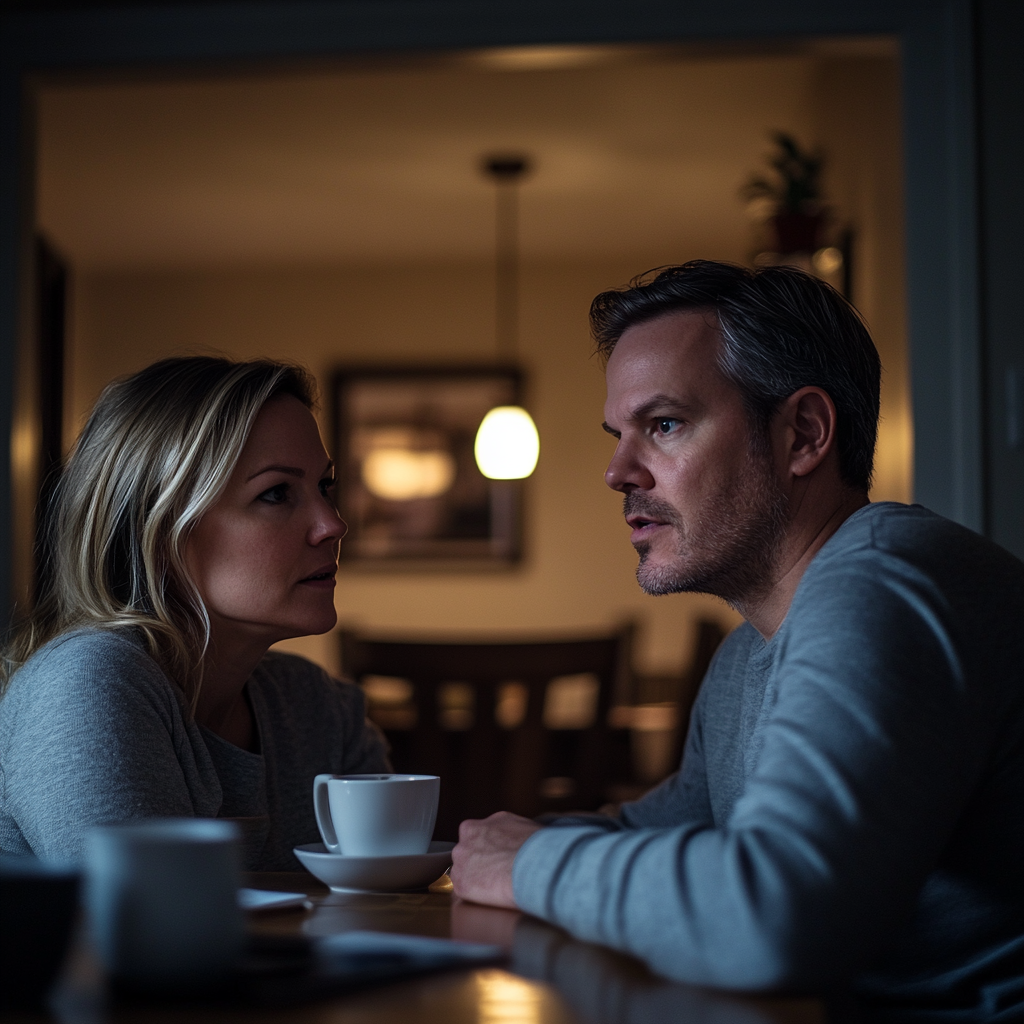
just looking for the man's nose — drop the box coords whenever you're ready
[604,440,655,492]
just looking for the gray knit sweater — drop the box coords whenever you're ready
[513,503,1024,1016]
[0,629,389,869]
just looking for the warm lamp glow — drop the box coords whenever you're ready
[812,245,844,275]
[362,447,456,501]
[474,406,539,480]
[474,969,544,1024]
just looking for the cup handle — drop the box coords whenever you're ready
[313,774,341,854]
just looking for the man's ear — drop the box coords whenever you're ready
[775,387,838,479]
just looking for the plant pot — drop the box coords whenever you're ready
[771,211,824,254]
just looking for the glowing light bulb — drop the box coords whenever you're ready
[474,406,539,480]
[362,447,456,501]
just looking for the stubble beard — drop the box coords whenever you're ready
[627,448,789,608]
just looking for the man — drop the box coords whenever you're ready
[451,261,1024,1016]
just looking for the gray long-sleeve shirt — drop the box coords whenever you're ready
[0,629,389,869]
[513,503,1024,1017]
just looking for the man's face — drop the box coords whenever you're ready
[602,310,787,604]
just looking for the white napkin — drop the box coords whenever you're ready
[238,888,307,911]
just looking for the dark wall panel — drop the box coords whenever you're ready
[978,0,1024,559]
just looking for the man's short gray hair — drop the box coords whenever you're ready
[590,260,881,492]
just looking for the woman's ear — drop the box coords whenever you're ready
[775,387,838,479]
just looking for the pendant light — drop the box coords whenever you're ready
[474,155,540,480]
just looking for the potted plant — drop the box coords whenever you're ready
[742,132,826,254]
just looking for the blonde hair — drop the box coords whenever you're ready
[1,356,317,706]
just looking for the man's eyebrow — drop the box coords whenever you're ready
[631,394,693,419]
[602,395,693,436]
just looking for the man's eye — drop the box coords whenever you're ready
[655,418,679,435]
[259,483,289,504]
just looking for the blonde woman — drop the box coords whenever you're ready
[0,357,388,868]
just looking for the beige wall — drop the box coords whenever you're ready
[812,55,911,504]
[70,260,745,679]
[65,53,908,682]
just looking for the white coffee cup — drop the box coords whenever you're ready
[85,819,243,992]
[313,774,439,857]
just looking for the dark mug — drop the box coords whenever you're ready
[0,855,81,1011]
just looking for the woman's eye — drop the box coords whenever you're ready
[319,477,336,498]
[259,483,289,505]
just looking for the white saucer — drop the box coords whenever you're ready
[294,841,454,893]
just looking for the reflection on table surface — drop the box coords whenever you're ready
[45,871,825,1024]
[245,871,824,1024]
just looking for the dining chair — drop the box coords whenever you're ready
[339,625,635,840]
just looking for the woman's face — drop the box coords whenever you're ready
[185,394,345,652]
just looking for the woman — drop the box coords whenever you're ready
[0,357,389,868]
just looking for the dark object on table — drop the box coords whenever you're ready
[0,854,81,1010]
[109,931,502,1008]
[341,625,634,840]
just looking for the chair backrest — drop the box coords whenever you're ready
[339,627,634,840]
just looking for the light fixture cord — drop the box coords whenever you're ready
[495,178,519,362]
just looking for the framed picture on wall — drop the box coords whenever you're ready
[333,365,524,568]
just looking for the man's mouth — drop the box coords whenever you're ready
[626,515,665,531]
[627,517,669,547]
[623,494,680,545]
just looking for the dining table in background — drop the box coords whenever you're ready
[41,871,827,1024]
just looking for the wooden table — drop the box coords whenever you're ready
[45,872,826,1023]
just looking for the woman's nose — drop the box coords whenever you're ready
[604,439,655,493]
[311,498,348,544]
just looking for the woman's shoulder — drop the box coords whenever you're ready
[26,626,155,667]
[4,627,174,706]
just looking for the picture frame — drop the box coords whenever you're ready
[332,365,525,568]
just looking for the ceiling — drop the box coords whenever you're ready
[36,39,894,272]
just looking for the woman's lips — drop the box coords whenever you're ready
[299,564,337,587]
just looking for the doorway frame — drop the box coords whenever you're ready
[0,0,1000,610]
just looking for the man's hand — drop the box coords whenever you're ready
[451,811,542,908]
